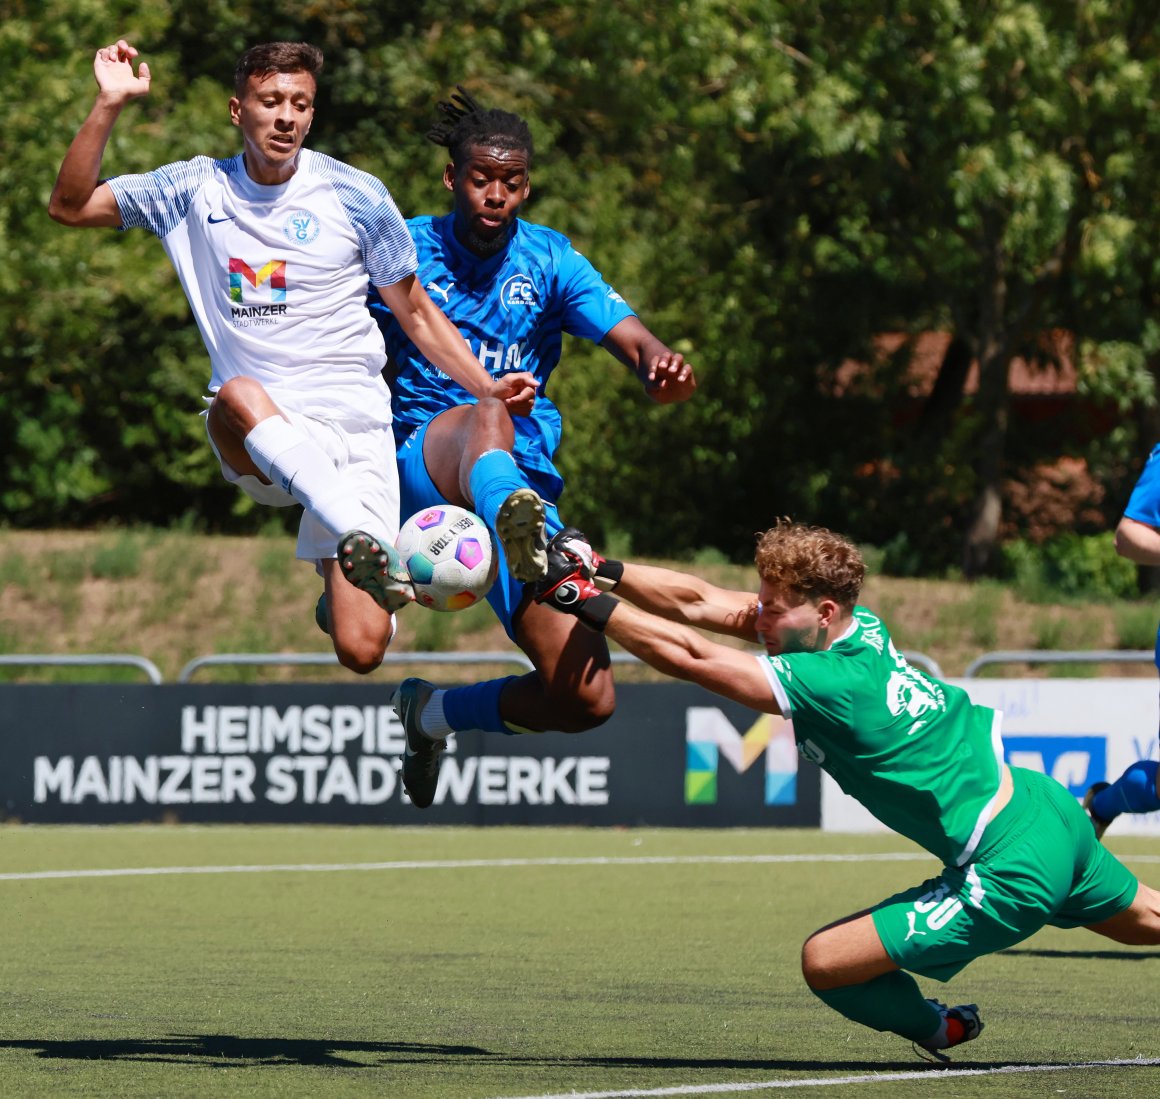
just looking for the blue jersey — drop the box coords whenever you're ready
[369,214,635,499]
[1125,443,1160,529]
[1122,442,1160,669]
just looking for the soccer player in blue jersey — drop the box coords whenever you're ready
[1084,442,1160,837]
[49,42,536,678]
[532,522,1160,1059]
[368,88,696,807]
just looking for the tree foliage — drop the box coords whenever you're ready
[4,0,1159,571]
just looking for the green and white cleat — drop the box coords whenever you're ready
[391,677,445,809]
[495,488,547,582]
[337,530,414,613]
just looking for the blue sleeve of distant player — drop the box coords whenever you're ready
[1124,443,1160,528]
[556,245,636,342]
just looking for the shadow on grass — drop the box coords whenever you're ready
[0,1035,1054,1073]
[1000,948,1160,961]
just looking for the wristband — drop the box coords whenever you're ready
[577,592,619,632]
[594,559,624,592]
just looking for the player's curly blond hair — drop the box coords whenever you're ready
[754,519,865,609]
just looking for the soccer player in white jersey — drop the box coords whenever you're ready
[532,521,1160,1059]
[48,40,537,674]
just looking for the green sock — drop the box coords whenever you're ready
[812,971,941,1042]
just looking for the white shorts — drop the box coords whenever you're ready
[204,409,400,563]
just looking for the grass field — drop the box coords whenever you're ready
[2,826,1158,1098]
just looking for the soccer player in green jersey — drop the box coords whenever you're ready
[532,521,1160,1059]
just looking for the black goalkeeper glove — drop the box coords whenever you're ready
[551,527,624,592]
[533,530,620,632]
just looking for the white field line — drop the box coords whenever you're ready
[2,850,1158,884]
[489,1057,1160,1098]
[0,852,934,883]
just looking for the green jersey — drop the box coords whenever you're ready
[758,606,1004,867]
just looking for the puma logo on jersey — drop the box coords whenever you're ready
[905,911,927,940]
[426,280,454,302]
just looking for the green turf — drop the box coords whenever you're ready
[1,826,1158,1098]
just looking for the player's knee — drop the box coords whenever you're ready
[214,375,266,410]
[472,396,515,446]
[800,932,839,991]
[548,680,616,734]
[331,626,390,675]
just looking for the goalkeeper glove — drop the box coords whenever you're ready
[533,531,619,632]
[551,527,624,592]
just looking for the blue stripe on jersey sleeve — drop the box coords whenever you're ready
[311,152,417,288]
[106,156,227,237]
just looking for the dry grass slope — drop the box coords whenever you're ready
[0,529,1154,683]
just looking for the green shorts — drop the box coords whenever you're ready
[873,766,1139,983]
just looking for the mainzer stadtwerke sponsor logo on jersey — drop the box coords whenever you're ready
[228,258,289,326]
[501,274,538,309]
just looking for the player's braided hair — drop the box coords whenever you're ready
[755,520,865,609]
[426,85,534,167]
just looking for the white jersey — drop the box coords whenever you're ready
[107,148,416,426]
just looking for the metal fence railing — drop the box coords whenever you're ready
[962,649,1155,678]
[0,648,946,684]
[0,653,164,685]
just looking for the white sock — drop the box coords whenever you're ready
[419,690,454,740]
[243,416,371,538]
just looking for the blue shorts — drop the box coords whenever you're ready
[396,419,562,642]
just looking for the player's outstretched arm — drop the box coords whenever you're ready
[614,562,759,641]
[532,549,775,712]
[548,529,758,640]
[607,601,779,713]
[1114,517,1160,566]
[377,275,539,415]
[48,40,151,228]
[601,317,696,405]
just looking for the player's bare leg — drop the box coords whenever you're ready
[1085,880,1160,944]
[424,400,547,581]
[501,596,615,733]
[321,557,396,674]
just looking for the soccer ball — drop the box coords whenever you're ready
[395,506,497,612]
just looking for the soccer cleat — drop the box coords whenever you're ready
[495,488,547,582]
[392,677,445,809]
[914,1000,984,1063]
[337,530,414,613]
[314,592,329,635]
[1083,781,1112,840]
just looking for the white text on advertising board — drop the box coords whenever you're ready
[31,704,610,807]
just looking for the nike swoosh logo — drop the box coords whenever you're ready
[207,213,236,224]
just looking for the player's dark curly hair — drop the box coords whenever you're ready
[754,519,865,609]
[426,85,534,167]
[234,42,323,96]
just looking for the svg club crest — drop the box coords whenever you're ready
[283,209,321,246]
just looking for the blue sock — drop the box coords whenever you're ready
[443,676,520,735]
[1093,760,1160,820]
[468,449,526,530]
